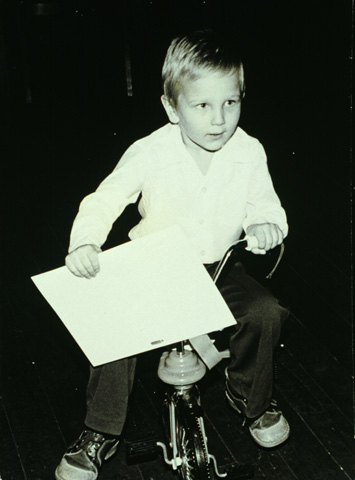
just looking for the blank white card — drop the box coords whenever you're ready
[32,226,236,366]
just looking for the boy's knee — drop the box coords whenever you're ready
[241,295,286,334]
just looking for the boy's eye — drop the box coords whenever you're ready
[225,100,236,106]
[196,103,208,109]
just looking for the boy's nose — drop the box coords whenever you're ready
[211,107,225,126]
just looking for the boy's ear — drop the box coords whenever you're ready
[161,95,180,124]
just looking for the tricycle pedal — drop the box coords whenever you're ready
[125,437,160,463]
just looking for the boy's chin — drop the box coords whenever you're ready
[202,140,228,152]
[203,133,235,152]
[204,146,223,152]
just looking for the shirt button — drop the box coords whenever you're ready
[199,219,204,224]
[202,187,207,193]
[201,250,206,256]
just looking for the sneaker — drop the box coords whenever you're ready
[225,382,290,448]
[55,429,120,480]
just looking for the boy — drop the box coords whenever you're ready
[55,30,290,480]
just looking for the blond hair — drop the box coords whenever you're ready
[162,30,245,107]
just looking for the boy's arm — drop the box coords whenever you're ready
[68,144,145,254]
[242,142,288,252]
[66,145,145,278]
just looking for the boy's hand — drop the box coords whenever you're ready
[65,244,101,279]
[246,223,283,255]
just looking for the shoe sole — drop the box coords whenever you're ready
[54,469,67,480]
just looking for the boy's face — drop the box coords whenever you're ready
[162,69,242,154]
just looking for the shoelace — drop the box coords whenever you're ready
[70,431,107,461]
[267,399,280,413]
[242,400,280,427]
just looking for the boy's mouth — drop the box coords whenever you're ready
[208,132,224,137]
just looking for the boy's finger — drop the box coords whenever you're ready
[255,230,266,250]
[277,227,284,245]
[265,224,282,250]
[269,226,279,249]
[66,254,94,279]
[78,258,97,278]
[65,256,87,278]
[76,247,100,275]
[264,230,274,251]
[271,225,283,248]
[251,247,266,255]
[88,252,100,273]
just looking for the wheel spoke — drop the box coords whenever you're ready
[176,400,211,480]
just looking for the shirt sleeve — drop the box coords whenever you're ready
[68,144,146,253]
[242,142,288,238]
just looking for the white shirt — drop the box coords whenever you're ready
[69,123,288,264]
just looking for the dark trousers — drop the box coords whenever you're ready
[85,262,288,435]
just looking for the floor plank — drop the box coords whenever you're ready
[1,311,67,479]
[0,399,27,480]
[277,351,355,478]
[280,315,353,419]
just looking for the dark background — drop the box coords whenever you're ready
[0,0,353,472]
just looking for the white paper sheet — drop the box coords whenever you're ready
[31,226,236,366]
